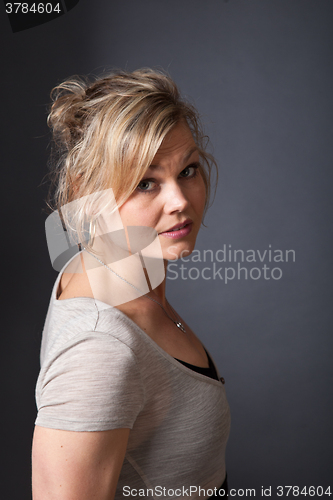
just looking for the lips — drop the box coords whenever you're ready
[159,219,193,239]
[160,218,193,233]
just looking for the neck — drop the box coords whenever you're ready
[82,242,169,308]
[145,259,168,306]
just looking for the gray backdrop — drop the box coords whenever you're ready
[1,0,332,498]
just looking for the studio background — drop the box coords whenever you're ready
[1,1,332,498]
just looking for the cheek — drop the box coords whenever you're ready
[118,200,157,228]
[118,202,140,227]
[194,177,207,214]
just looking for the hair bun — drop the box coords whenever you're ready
[47,77,89,150]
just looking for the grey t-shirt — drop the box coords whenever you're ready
[35,269,231,499]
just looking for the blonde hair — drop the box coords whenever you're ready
[47,68,217,248]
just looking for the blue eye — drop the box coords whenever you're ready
[136,163,200,194]
[136,179,156,193]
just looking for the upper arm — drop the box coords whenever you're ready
[32,425,130,500]
[34,326,144,498]
[36,333,144,432]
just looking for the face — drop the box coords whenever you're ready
[118,122,206,262]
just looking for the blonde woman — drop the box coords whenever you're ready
[32,69,230,500]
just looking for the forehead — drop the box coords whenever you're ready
[152,122,198,164]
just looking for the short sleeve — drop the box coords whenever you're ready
[35,332,145,432]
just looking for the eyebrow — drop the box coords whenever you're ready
[149,146,199,171]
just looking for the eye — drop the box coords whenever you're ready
[136,179,157,193]
[179,163,200,178]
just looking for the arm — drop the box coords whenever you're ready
[32,425,130,500]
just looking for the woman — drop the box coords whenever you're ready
[32,69,230,499]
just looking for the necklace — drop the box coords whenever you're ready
[81,247,187,333]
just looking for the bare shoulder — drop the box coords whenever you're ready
[57,254,94,300]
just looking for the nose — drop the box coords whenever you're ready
[163,181,190,214]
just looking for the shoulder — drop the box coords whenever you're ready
[57,254,94,301]
[44,299,140,357]
[36,324,146,432]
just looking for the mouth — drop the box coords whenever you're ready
[159,219,193,239]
